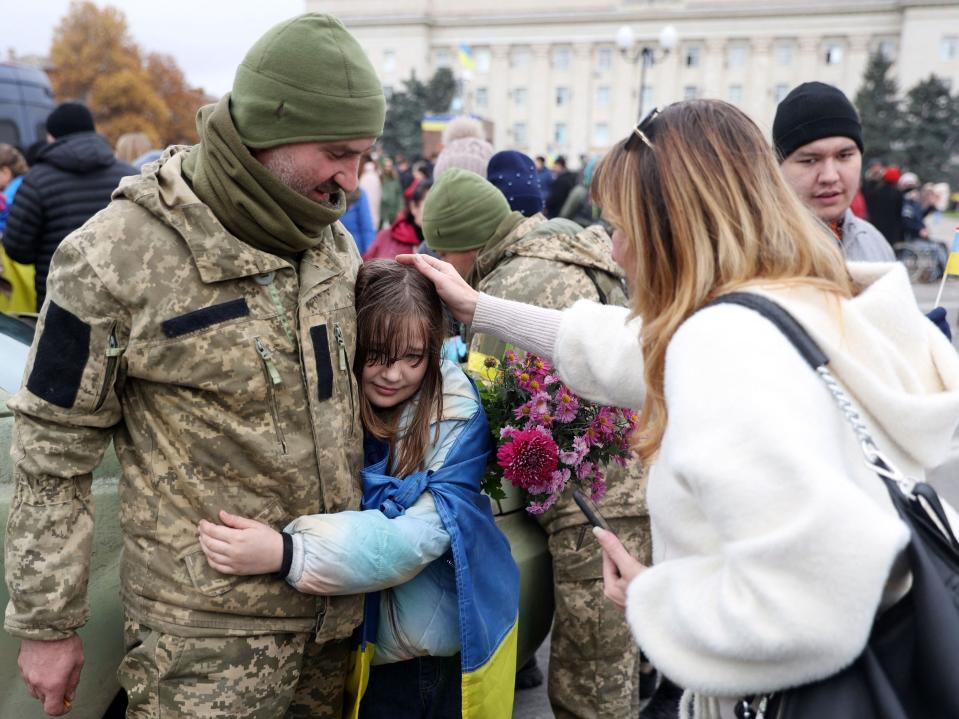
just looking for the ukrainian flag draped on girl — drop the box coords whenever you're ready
[345,402,521,718]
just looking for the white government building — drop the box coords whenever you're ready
[308,0,959,162]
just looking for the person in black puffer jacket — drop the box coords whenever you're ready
[2,102,136,310]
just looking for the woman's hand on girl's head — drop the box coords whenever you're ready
[196,510,284,576]
[395,253,479,325]
[594,527,647,612]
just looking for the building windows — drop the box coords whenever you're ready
[512,122,528,147]
[775,42,794,66]
[729,84,743,104]
[511,47,531,68]
[824,43,844,65]
[942,36,959,61]
[593,122,610,147]
[475,87,488,109]
[475,48,491,74]
[554,122,569,146]
[555,86,571,106]
[726,44,748,69]
[552,47,571,70]
[513,87,528,108]
[683,85,700,101]
[684,46,701,68]
[436,48,453,68]
[597,47,613,71]
[775,83,790,102]
[596,85,611,107]
[383,50,396,74]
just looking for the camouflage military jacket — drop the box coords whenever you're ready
[4,148,364,640]
[469,213,647,531]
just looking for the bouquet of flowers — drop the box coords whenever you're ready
[468,349,639,514]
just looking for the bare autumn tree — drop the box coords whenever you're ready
[48,1,208,147]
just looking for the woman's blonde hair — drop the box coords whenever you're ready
[592,99,853,462]
[114,132,153,163]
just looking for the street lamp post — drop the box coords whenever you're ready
[616,25,678,121]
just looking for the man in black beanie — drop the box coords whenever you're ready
[773,82,894,262]
[2,101,135,309]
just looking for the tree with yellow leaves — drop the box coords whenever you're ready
[48,1,209,147]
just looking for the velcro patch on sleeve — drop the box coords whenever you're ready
[310,324,334,401]
[26,301,91,409]
[161,298,249,338]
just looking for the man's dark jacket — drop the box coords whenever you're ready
[863,180,903,247]
[544,170,578,218]
[2,132,136,309]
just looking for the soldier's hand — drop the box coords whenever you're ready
[19,634,84,715]
[396,253,479,324]
[197,510,284,575]
[594,527,647,612]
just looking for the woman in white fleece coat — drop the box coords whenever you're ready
[400,100,959,718]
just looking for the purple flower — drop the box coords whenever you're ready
[576,461,596,480]
[553,386,580,423]
[590,473,607,503]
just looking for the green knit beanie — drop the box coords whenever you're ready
[423,168,512,252]
[231,13,386,148]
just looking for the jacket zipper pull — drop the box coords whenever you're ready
[333,323,348,372]
[255,338,283,386]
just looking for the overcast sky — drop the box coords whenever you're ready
[7,0,308,96]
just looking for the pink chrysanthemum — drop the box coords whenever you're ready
[590,407,617,442]
[576,461,596,480]
[497,426,559,493]
[553,386,579,423]
[590,473,607,503]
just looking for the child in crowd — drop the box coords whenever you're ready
[197,260,519,719]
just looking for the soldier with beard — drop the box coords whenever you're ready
[5,13,384,718]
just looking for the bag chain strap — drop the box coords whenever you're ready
[814,366,917,497]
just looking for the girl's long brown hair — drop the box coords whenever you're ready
[354,259,447,478]
[592,100,853,463]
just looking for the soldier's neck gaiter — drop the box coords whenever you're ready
[182,95,346,258]
[468,211,527,289]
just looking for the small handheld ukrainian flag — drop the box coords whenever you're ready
[458,43,477,72]
[934,226,959,306]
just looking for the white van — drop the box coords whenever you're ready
[0,63,55,151]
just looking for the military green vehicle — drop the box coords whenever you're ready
[0,313,551,718]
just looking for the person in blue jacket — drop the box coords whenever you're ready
[342,186,377,255]
[197,259,519,719]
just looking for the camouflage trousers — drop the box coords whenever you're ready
[119,618,350,719]
[547,516,652,719]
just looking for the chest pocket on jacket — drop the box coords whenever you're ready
[132,299,266,399]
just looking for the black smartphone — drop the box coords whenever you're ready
[572,490,609,530]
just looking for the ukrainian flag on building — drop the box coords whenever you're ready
[458,43,477,72]
[345,405,520,719]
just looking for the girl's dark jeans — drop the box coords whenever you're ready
[359,654,462,719]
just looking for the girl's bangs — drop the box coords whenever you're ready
[358,306,432,364]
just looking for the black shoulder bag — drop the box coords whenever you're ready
[708,293,959,719]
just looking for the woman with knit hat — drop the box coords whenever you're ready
[402,99,959,718]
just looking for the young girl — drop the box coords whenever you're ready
[197,259,519,719]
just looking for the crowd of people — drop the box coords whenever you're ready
[1,10,957,719]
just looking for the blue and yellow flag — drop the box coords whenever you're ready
[458,43,477,72]
[345,403,520,719]
[944,227,959,276]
